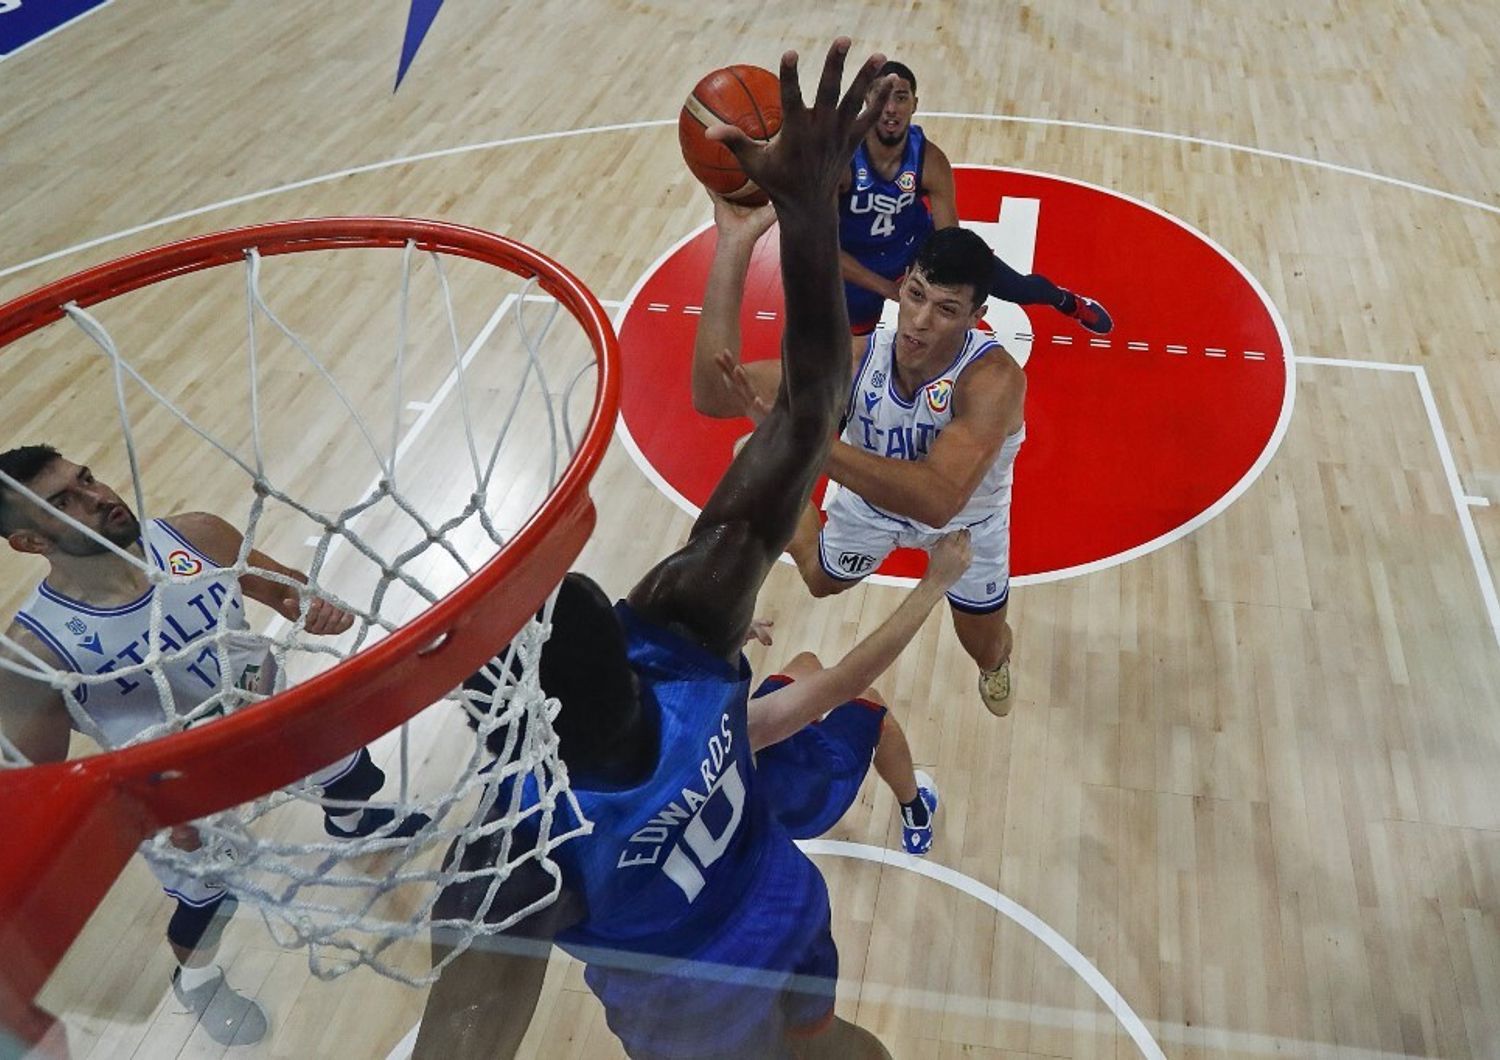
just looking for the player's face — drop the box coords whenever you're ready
[19,458,140,555]
[894,269,984,372]
[871,77,916,147]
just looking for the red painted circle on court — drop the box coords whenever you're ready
[617,167,1291,581]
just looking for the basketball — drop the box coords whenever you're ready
[678,64,782,206]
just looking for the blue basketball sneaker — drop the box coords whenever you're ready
[901,770,939,856]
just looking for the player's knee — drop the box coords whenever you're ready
[782,651,824,676]
[167,892,233,953]
[801,571,851,599]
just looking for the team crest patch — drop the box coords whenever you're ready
[924,378,954,415]
[167,549,203,577]
[897,170,917,193]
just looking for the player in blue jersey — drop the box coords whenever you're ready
[0,444,427,1047]
[746,527,970,856]
[694,202,1026,719]
[839,60,1112,342]
[413,41,904,1060]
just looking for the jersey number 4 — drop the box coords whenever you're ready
[868,212,896,238]
[661,761,747,903]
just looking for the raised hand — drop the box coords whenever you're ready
[706,39,893,211]
[710,192,777,248]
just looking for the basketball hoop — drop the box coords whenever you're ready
[0,218,619,1049]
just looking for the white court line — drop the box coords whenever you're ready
[379,839,1166,1060]
[1467,496,1490,508]
[5,102,1499,283]
[0,0,118,65]
[802,840,1167,1060]
[926,111,1500,218]
[1295,356,1500,649]
[379,838,1442,1060]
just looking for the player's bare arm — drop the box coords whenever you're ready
[922,141,959,229]
[0,622,70,764]
[169,511,354,635]
[840,248,902,299]
[824,353,1024,527]
[690,195,780,418]
[628,42,895,658]
[748,529,970,751]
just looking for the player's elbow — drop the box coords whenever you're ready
[916,491,965,528]
[690,377,735,419]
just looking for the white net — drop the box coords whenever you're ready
[0,229,607,984]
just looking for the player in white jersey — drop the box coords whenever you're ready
[0,444,426,1046]
[693,202,1026,716]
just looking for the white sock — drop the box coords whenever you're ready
[326,809,363,827]
[177,962,220,991]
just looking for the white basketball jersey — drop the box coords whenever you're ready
[835,329,1025,533]
[13,519,271,749]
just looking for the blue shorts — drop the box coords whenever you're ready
[575,828,839,1058]
[753,675,887,839]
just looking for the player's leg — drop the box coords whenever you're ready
[942,516,1015,715]
[789,491,898,598]
[950,603,1014,715]
[863,688,940,856]
[151,854,269,1045]
[790,1016,895,1059]
[314,746,431,839]
[988,252,1113,335]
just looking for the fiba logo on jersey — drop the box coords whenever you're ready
[168,550,203,577]
[924,379,953,415]
[896,171,917,193]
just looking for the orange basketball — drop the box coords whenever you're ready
[679,65,782,207]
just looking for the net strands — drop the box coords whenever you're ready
[0,234,601,984]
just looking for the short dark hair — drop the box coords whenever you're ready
[912,228,994,309]
[463,572,638,771]
[878,60,916,95]
[0,444,61,534]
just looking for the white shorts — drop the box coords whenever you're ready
[144,843,229,907]
[818,491,1011,613]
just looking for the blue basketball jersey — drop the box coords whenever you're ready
[839,124,933,273]
[490,604,837,1054]
[507,604,829,961]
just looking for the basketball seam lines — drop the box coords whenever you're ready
[727,66,769,140]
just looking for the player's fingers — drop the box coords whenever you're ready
[848,72,896,144]
[813,37,851,110]
[704,122,766,173]
[778,49,804,115]
[838,52,888,127]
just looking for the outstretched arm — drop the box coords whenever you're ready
[629,41,896,659]
[839,249,902,300]
[170,511,354,635]
[748,530,971,751]
[690,197,782,419]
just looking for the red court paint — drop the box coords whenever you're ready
[616,167,1292,583]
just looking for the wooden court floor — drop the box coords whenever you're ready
[3,2,1499,1058]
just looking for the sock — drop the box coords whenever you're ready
[900,793,930,829]
[177,962,220,991]
[1056,289,1078,314]
[326,808,364,828]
